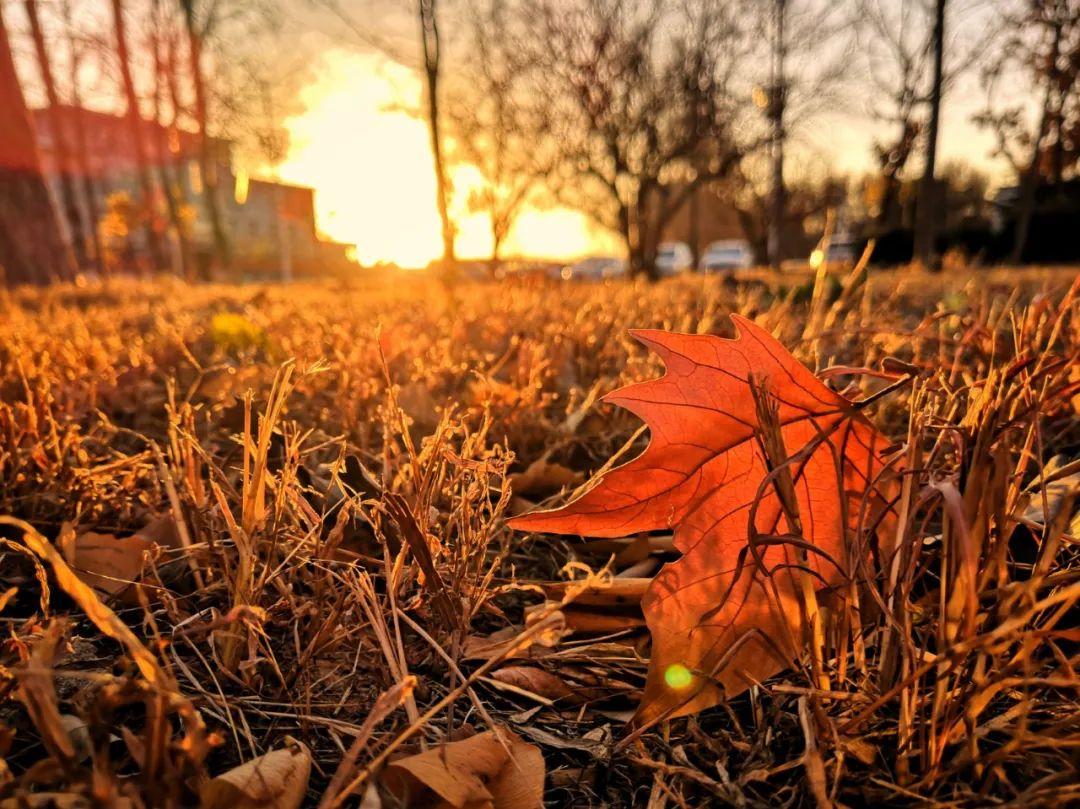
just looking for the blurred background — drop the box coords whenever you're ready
[1,0,1077,285]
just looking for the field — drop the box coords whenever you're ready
[1,267,1078,807]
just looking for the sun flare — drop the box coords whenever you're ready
[277,51,619,267]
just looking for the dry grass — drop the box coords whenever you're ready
[0,266,1077,807]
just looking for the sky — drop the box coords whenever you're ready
[271,0,1015,269]
[274,42,1009,268]
[8,0,1024,269]
[274,50,623,267]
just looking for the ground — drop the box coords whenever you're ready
[0,267,1077,807]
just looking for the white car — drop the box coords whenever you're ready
[559,256,626,281]
[700,240,754,272]
[656,242,693,275]
[810,232,860,269]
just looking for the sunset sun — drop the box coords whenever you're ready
[277,50,618,267]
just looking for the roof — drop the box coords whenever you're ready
[30,105,230,177]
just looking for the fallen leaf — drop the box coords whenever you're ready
[137,514,184,550]
[1018,455,1079,528]
[4,518,171,689]
[382,728,543,809]
[513,725,608,757]
[462,619,567,662]
[509,459,583,498]
[489,665,577,703]
[510,317,896,725]
[202,739,312,809]
[67,530,155,598]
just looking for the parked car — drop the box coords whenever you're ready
[809,233,860,269]
[559,256,626,281]
[700,240,754,272]
[656,241,693,275]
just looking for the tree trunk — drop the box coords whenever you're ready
[420,0,456,270]
[913,0,946,269]
[688,183,700,270]
[64,6,105,275]
[488,219,505,277]
[0,1,75,285]
[111,0,166,273]
[151,5,191,278]
[162,26,196,278]
[633,187,662,281]
[767,0,786,271]
[26,0,88,269]
[181,0,230,276]
[1011,14,1062,265]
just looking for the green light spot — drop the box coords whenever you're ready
[664,663,694,690]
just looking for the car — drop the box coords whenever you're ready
[656,241,693,275]
[809,233,860,269]
[700,240,754,272]
[559,256,626,281]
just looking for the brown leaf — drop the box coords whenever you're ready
[490,666,577,703]
[136,514,183,550]
[382,728,544,809]
[68,530,155,598]
[462,620,567,662]
[5,518,170,688]
[510,317,896,725]
[508,459,582,499]
[202,740,312,809]
[1018,455,1079,528]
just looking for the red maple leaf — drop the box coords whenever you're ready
[509,315,897,725]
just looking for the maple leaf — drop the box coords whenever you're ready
[203,739,312,809]
[382,728,544,809]
[509,315,896,725]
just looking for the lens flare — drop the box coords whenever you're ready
[664,663,694,690]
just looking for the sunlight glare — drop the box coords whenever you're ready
[278,50,619,268]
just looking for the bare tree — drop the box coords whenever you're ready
[856,0,979,231]
[61,0,105,274]
[724,163,847,262]
[913,0,946,268]
[766,0,787,270]
[526,0,759,279]
[976,0,1080,262]
[445,0,540,271]
[733,0,851,267]
[111,0,167,272]
[25,0,88,268]
[0,0,75,284]
[857,0,936,228]
[150,0,194,278]
[307,0,462,269]
[179,0,231,274]
[859,0,989,239]
[420,0,456,269]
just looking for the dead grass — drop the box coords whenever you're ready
[0,266,1077,807]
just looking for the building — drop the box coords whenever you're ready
[31,105,356,278]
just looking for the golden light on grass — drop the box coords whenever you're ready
[2,267,1078,806]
